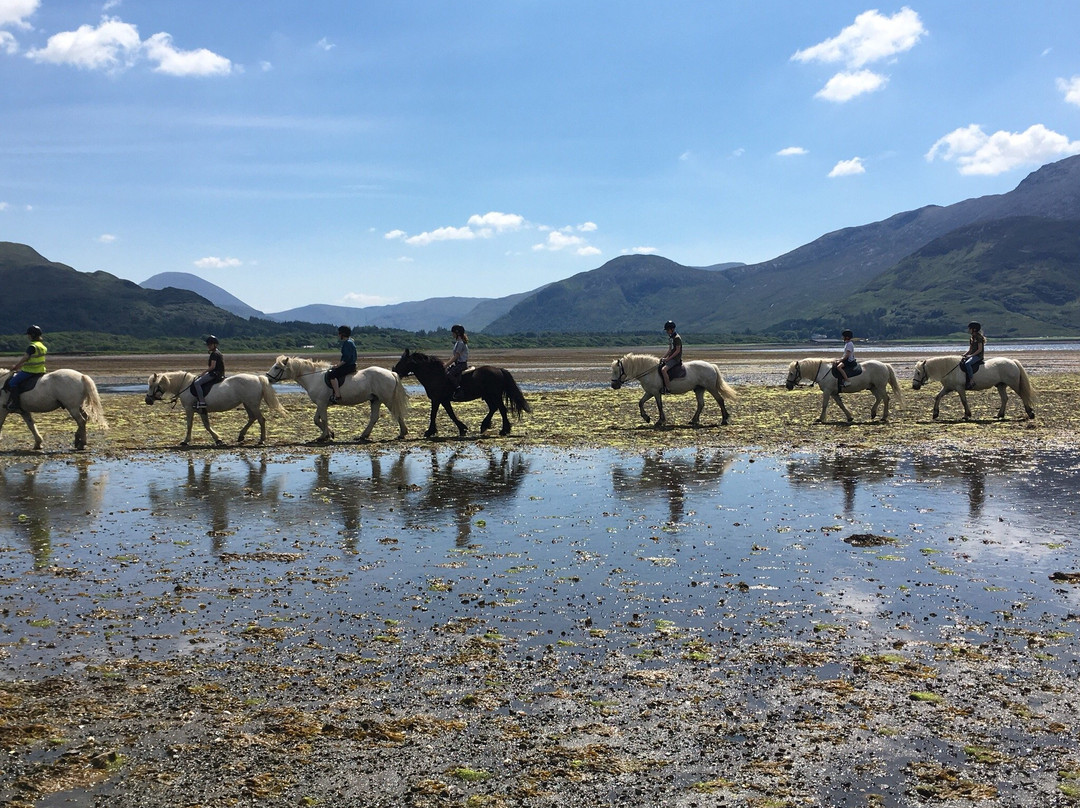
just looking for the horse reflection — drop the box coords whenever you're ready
[612,450,735,524]
[401,448,531,545]
[786,452,900,516]
[908,453,1028,519]
[0,460,107,568]
[307,451,410,552]
[147,455,282,553]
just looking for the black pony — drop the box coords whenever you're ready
[392,349,532,438]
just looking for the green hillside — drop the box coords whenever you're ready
[780,217,1080,338]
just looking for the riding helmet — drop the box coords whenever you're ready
[842,329,853,340]
[26,325,42,339]
[205,335,219,345]
[967,321,981,331]
[664,320,676,331]
[451,324,465,335]
[338,325,352,337]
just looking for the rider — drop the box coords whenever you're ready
[328,325,357,403]
[961,321,985,390]
[659,320,682,394]
[193,335,225,409]
[447,324,469,397]
[4,325,47,412]
[834,329,856,388]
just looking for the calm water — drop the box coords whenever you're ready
[3,446,1079,674]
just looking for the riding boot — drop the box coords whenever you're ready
[5,395,19,412]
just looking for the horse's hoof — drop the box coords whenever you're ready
[721,418,730,426]
[179,441,190,448]
[500,428,511,436]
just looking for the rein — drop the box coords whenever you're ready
[615,358,658,384]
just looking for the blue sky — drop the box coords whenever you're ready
[3,2,1080,314]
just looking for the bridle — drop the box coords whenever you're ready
[787,360,829,388]
[611,358,654,389]
[911,361,928,390]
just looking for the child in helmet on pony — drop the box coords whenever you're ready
[193,335,225,409]
[833,329,856,389]
[659,320,682,394]
[960,321,985,390]
[446,324,469,398]
[3,325,48,412]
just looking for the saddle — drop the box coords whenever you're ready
[187,376,222,397]
[4,373,41,395]
[831,362,861,381]
[658,362,686,381]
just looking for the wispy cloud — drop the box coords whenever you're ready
[387,211,598,256]
[340,292,391,307]
[623,246,657,255]
[25,15,231,76]
[777,146,808,157]
[793,7,925,102]
[828,157,866,177]
[926,123,1080,175]
[195,256,242,269]
[96,233,116,243]
[0,0,38,29]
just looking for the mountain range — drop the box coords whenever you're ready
[4,155,1080,343]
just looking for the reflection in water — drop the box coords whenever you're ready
[400,448,531,546]
[308,452,410,551]
[0,461,107,568]
[147,455,282,553]
[787,451,1033,518]
[612,450,735,524]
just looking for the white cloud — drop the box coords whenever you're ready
[0,0,37,29]
[828,157,866,177]
[259,60,272,72]
[384,229,407,240]
[816,69,887,102]
[777,146,808,156]
[194,256,242,269]
[792,7,925,69]
[1058,76,1080,107]
[27,17,141,71]
[25,15,230,76]
[534,229,600,256]
[1,31,17,54]
[467,211,524,232]
[926,123,1080,175]
[96,233,116,243]
[0,201,9,211]
[317,37,334,51]
[340,292,391,307]
[577,221,597,232]
[143,32,231,76]
[405,225,476,246]
[625,246,657,255]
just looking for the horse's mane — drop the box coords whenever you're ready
[615,353,661,376]
[277,355,331,376]
[407,351,446,368]
[152,371,197,392]
[922,355,963,374]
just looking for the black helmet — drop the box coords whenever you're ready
[26,325,42,339]
[664,320,676,331]
[967,321,981,331]
[205,335,219,345]
[338,325,352,337]
[842,329,853,340]
[451,324,465,335]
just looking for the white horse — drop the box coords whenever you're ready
[610,353,736,427]
[266,356,408,443]
[912,356,1035,421]
[0,368,108,450]
[145,371,286,447]
[785,358,903,424]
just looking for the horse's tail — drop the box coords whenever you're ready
[388,373,410,423]
[887,363,904,409]
[260,375,287,416]
[82,374,109,430]
[501,369,532,419]
[709,364,738,402]
[1015,360,1037,408]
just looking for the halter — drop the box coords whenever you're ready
[612,358,655,388]
[266,360,326,382]
[789,360,829,387]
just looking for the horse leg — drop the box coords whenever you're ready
[880,393,890,423]
[199,409,226,446]
[817,392,830,424]
[21,412,44,450]
[237,405,257,444]
[314,406,333,442]
[181,410,195,447]
[687,388,703,426]
[358,400,380,441]
[932,388,947,420]
[442,401,468,436]
[957,389,972,421]
[425,400,439,438]
[636,392,653,424]
[832,393,854,424]
[479,400,496,433]
[709,389,731,426]
[655,395,666,427]
[995,383,1008,420]
[67,405,88,450]
[497,401,512,436]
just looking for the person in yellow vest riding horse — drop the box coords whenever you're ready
[4,325,47,412]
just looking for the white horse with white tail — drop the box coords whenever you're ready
[912,356,1035,420]
[266,356,408,443]
[610,353,736,427]
[0,368,108,450]
[145,371,285,447]
[785,358,903,424]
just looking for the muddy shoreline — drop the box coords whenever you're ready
[3,349,1080,807]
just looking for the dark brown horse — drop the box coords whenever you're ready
[392,349,532,438]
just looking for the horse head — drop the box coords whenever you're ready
[911,360,927,390]
[145,373,165,405]
[785,361,801,390]
[610,358,626,389]
[391,349,414,378]
[266,356,290,382]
